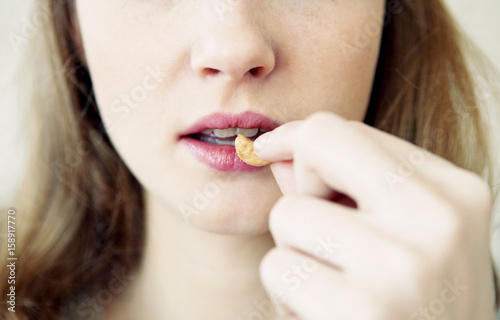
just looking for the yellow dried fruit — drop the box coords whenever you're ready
[235,134,270,167]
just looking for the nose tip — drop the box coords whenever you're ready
[191,20,276,81]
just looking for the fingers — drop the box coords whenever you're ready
[255,111,487,216]
[268,195,429,289]
[256,111,493,320]
[256,112,399,210]
[254,121,302,162]
[260,247,383,320]
[269,194,370,270]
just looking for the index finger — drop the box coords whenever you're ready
[255,112,399,211]
[253,120,303,162]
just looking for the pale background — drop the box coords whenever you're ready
[0,3,499,199]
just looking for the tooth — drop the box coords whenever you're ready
[202,129,214,135]
[198,135,235,146]
[236,128,259,137]
[213,128,237,138]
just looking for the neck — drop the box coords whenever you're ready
[107,191,279,320]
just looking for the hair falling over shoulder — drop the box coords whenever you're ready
[0,0,498,318]
[0,0,145,318]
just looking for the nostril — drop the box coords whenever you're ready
[249,67,261,77]
[203,68,221,77]
[201,66,266,78]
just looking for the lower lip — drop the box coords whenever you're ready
[180,137,264,172]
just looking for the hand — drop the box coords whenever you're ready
[255,111,495,320]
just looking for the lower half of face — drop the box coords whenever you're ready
[75,0,385,235]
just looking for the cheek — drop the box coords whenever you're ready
[336,5,385,108]
[75,1,181,171]
[74,0,384,234]
[280,4,384,121]
[331,30,382,121]
[75,1,187,123]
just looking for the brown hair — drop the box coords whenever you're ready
[1,0,498,318]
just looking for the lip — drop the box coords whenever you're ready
[179,111,280,172]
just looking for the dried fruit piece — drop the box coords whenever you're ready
[235,134,270,167]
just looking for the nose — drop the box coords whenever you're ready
[191,9,276,81]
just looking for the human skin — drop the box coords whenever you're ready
[74,1,495,319]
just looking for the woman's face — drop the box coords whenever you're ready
[75,0,385,234]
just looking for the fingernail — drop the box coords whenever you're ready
[254,132,272,154]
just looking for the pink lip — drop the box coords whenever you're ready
[179,111,280,172]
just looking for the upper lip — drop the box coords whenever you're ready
[180,111,280,137]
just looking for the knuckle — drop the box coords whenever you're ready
[413,183,466,230]
[385,245,430,292]
[425,196,468,247]
[395,248,427,279]
[464,172,493,215]
[439,213,469,259]
[450,169,493,216]
[440,208,466,240]
[422,199,469,262]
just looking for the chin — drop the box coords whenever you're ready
[169,179,282,236]
[184,211,272,235]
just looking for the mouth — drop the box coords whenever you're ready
[187,128,268,146]
[179,111,280,172]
